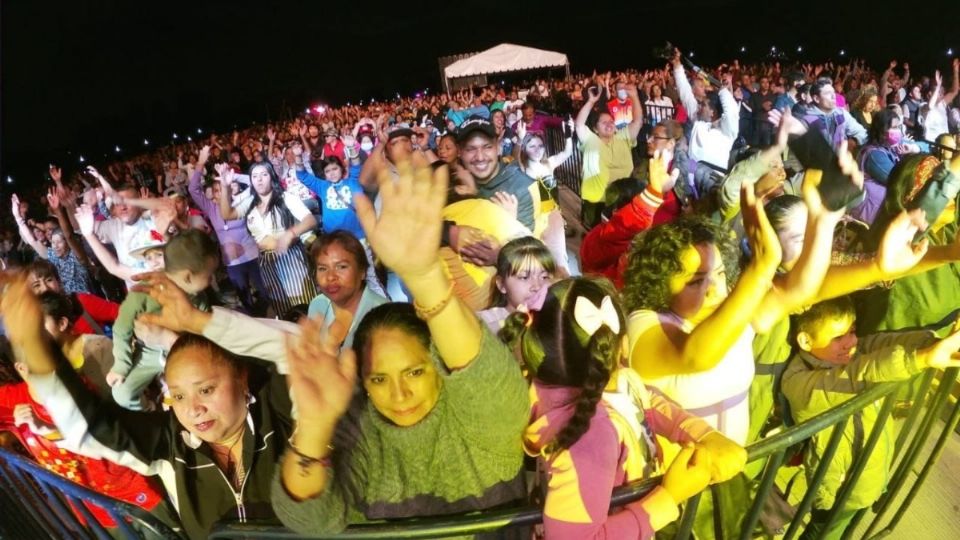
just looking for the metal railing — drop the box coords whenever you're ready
[208,368,960,539]
[0,446,180,539]
[3,368,956,540]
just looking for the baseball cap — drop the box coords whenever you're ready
[386,122,414,141]
[456,115,496,144]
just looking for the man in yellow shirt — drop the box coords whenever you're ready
[576,82,643,227]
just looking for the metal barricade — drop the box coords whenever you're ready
[0,445,180,540]
[209,370,960,539]
[4,370,957,539]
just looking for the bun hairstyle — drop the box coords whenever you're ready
[501,277,625,451]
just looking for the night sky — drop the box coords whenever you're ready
[2,0,958,191]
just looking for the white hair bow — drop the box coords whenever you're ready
[573,296,621,337]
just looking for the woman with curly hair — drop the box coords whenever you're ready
[506,277,745,539]
[621,172,840,444]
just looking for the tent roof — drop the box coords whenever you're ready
[444,43,568,79]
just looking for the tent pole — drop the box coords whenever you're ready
[565,62,570,79]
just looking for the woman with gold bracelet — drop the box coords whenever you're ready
[272,153,531,535]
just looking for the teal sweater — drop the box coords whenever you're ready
[271,327,530,536]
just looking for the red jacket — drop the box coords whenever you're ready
[73,293,120,335]
[0,383,166,527]
[580,187,681,288]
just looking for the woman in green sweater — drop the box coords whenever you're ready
[272,154,531,534]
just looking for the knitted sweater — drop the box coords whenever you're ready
[271,327,530,536]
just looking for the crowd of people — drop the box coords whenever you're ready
[1,44,960,540]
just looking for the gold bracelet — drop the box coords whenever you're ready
[413,282,455,321]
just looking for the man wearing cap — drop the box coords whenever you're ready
[457,116,537,231]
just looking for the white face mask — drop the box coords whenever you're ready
[360,141,374,152]
[617,89,629,101]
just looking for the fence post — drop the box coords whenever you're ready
[738,449,787,540]
[864,368,958,538]
[782,415,851,540]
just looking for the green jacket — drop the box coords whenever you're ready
[781,330,933,510]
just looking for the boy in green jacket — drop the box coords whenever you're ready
[782,296,960,540]
[107,230,220,410]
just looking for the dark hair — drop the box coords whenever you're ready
[309,230,369,277]
[280,304,310,324]
[353,303,431,376]
[490,237,556,307]
[794,296,856,340]
[27,259,60,282]
[811,77,833,100]
[167,333,246,381]
[164,229,220,274]
[866,154,944,249]
[765,195,805,236]
[319,156,346,178]
[502,278,621,451]
[621,216,738,314]
[602,178,643,218]
[245,162,296,230]
[38,291,82,327]
[867,109,899,144]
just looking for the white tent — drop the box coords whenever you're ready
[442,43,570,93]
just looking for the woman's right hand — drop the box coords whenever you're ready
[741,177,782,271]
[11,194,21,220]
[662,445,712,504]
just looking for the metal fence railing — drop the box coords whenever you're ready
[0,446,180,539]
[3,365,957,540]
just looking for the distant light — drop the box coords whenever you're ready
[688,51,695,58]
[115,145,121,152]
[839,49,846,56]
[771,45,777,52]
[949,48,955,56]
[78,155,85,163]
[144,139,150,145]
[172,133,179,140]
[6,176,13,184]
[196,128,202,134]
[740,46,746,53]
[186,136,192,142]
[347,102,351,106]
[305,108,311,114]
[797,46,803,53]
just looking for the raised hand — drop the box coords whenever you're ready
[13,404,56,436]
[648,149,679,194]
[769,107,807,138]
[877,209,929,277]
[75,204,96,236]
[586,86,601,102]
[197,145,211,167]
[340,133,356,149]
[49,165,63,184]
[355,150,448,279]
[45,188,60,211]
[11,194,21,220]
[741,177,783,271]
[285,313,357,424]
[267,126,276,141]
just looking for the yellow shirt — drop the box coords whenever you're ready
[579,127,636,203]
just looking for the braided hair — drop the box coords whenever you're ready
[502,277,624,451]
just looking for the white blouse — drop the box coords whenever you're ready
[234,191,312,244]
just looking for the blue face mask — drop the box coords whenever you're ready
[617,89,629,101]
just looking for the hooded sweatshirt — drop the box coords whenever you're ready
[523,369,714,539]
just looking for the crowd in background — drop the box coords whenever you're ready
[1,46,959,540]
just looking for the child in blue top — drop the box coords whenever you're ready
[292,144,387,296]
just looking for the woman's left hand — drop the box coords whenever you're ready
[696,431,747,483]
[276,230,296,254]
[355,150,449,280]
